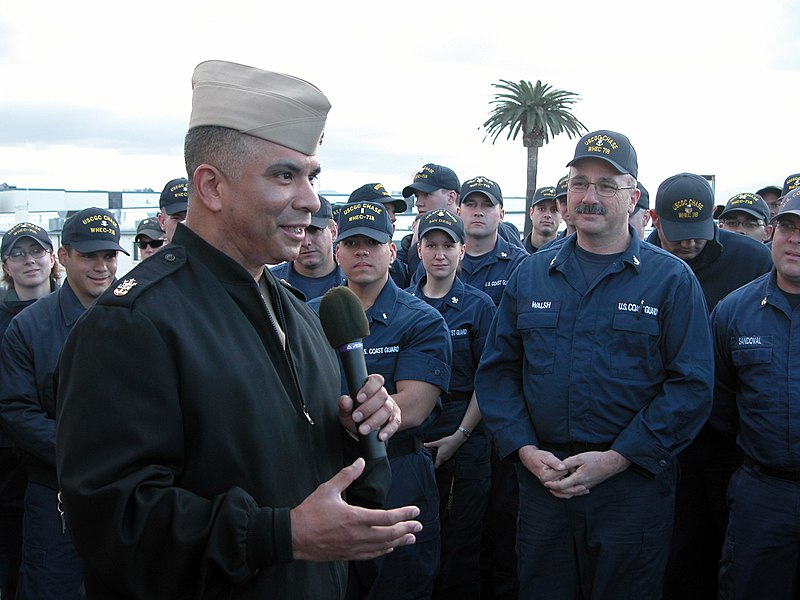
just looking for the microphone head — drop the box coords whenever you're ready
[319,286,370,349]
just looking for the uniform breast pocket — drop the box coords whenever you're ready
[609,312,660,380]
[731,346,772,366]
[365,352,398,380]
[731,345,773,406]
[517,311,558,375]
[452,336,472,356]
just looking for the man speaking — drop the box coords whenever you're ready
[55,60,419,599]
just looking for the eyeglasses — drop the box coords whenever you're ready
[4,246,50,263]
[775,220,800,235]
[137,239,166,250]
[568,179,636,198]
[720,219,765,230]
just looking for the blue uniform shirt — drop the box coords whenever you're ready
[710,270,800,468]
[410,235,528,306]
[310,279,452,438]
[269,261,346,301]
[475,229,714,476]
[407,276,496,395]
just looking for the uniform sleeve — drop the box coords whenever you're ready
[56,306,290,598]
[393,308,452,393]
[0,320,56,466]
[611,270,714,474]
[707,302,739,440]
[475,268,538,460]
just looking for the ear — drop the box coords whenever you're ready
[447,190,458,208]
[389,242,397,264]
[628,188,640,215]
[57,246,69,266]
[648,209,659,227]
[499,206,505,221]
[192,165,226,214]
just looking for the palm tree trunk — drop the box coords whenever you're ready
[524,144,539,239]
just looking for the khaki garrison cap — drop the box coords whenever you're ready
[189,60,331,156]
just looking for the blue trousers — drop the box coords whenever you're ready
[719,465,800,599]
[0,447,25,600]
[516,461,676,599]
[663,424,740,599]
[480,444,519,600]
[423,402,490,600]
[16,482,83,600]
[348,448,440,600]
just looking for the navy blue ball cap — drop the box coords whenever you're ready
[418,209,464,243]
[567,130,638,179]
[336,201,393,243]
[310,195,334,228]
[159,177,189,216]
[654,173,714,241]
[756,184,781,198]
[2,222,53,257]
[718,193,770,223]
[402,164,460,198]
[62,207,130,255]
[782,173,800,198]
[773,188,800,222]
[349,183,408,214]
[635,182,650,212]
[460,176,503,206]
[532,186,556,207]
[554,174,569,200]
[135,217,165,241]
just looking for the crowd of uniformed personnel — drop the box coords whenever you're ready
[0,60,799,600]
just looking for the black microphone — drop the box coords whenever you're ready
[319,287,387,460]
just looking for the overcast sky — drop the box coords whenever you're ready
[1,0,798,208]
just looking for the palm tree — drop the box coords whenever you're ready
[482,79,587,238]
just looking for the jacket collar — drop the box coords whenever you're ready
[549,225,644,273]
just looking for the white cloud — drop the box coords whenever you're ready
[1,0,798,205]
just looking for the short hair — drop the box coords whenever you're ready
[184,126,264,186]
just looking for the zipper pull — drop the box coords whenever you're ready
[57,490,66,534]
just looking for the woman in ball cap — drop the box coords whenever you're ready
[0,222,60,598]
[1,222,59,313]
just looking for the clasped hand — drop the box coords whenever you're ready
[518,445,631,499]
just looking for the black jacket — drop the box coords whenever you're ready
[1,288,41,450]
[646,225,773,312]
[0,281,83,485]
[56,224,388,599]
